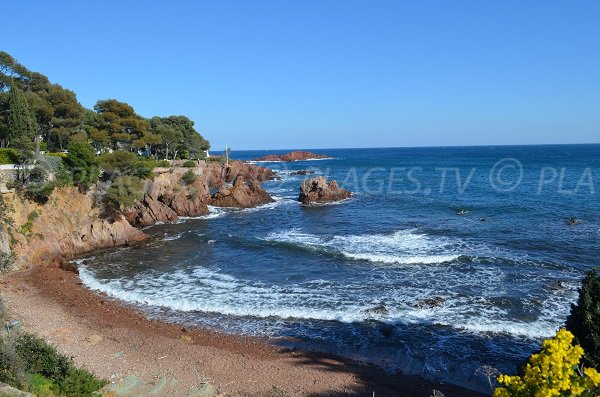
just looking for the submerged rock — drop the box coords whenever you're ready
[414,296,445,309]
[290,170,316,175]
[362,304,389,316]
[566,217,579,226]
[298,177,351,205]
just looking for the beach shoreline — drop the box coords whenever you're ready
[1,265,486,397]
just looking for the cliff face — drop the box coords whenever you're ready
[4,187,147,269]
[1,161,275,270]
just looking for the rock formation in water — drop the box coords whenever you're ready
[211,177,274,208]
[1,160,275,269]
[298,176,351,205]
[290,170,316,175]
[253,151,331,162]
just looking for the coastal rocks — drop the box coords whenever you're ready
[254,151,331,162]
[5,187,147,269]
[290,170,315,175]
[211,177,274,208]
[204,161,277,188]
[414,296,445,309]
[298,176,351,205]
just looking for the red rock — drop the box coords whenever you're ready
[211,177,274,208]
[298,176,351,205]
[253,151,331,162]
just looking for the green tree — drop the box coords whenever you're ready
[64,141,99,189]
[94,99,149,151]
[7,86,36,155]
[566,269,600,368]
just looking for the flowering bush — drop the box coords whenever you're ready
[493,329,600,397]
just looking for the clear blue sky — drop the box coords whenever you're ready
[2,1,599,150]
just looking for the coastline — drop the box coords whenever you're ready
[1,265,486,397]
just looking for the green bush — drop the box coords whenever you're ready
[100,152,158,179]
[64,142,99,190]
[0,333,107,397]
[106,175,145,210]
[156,160,171,168]
[0,149,19,165]
[182,160,196,168]
[181,170,197,185]
[566,269,600,368]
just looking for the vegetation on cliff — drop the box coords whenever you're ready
[566,269,600,368]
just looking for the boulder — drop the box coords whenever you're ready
[211,177,274,208]
[298,177,351,205]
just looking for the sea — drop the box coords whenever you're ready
[76,145,600,392]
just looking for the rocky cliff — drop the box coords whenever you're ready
[1,160,275,269]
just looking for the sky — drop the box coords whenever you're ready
[1,1,599,150]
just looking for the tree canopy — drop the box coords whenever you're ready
[0,51,210,158]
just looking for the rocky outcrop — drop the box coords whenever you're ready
[211,177,274,208]
[254,151,331,162]
[298,177,351,205]
[3,160,275,269]
[5,187,147,269]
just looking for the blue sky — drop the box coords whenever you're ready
[2,1,599,150]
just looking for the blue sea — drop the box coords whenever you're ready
[78,145,600,392]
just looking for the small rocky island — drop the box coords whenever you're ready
[298,176,352,205]
[253,151,331,162]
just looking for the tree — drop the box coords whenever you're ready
[94,99,149,151]
[566,269,600,368]
[64,141,98,189]
[149,115,209,160]
[6,85,36,155]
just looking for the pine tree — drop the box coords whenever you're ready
[7,85,36,155]
[566,269,600,368]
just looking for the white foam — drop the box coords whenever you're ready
[262,229,465,265]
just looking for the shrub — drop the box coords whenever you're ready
[0,149,19,165]
[183,160,196,168]
[106,175,145,210]
[181,170,197,185]
[156,160,171,168]
[493,329,600,397]
[566,269,600,368]
[0,333,107,397]
[100,152,157,179]
[64,142,99,190]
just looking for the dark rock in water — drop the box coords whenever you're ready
[290,170,316,176]
[414,296,445,309]
[380,325,394,338]
[298,176,351,205]
[480,218,486,222]
[362,304,389,316]
[547,280,566,291]
[566,217,579,226]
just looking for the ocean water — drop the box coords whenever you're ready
[77,145,600,392]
